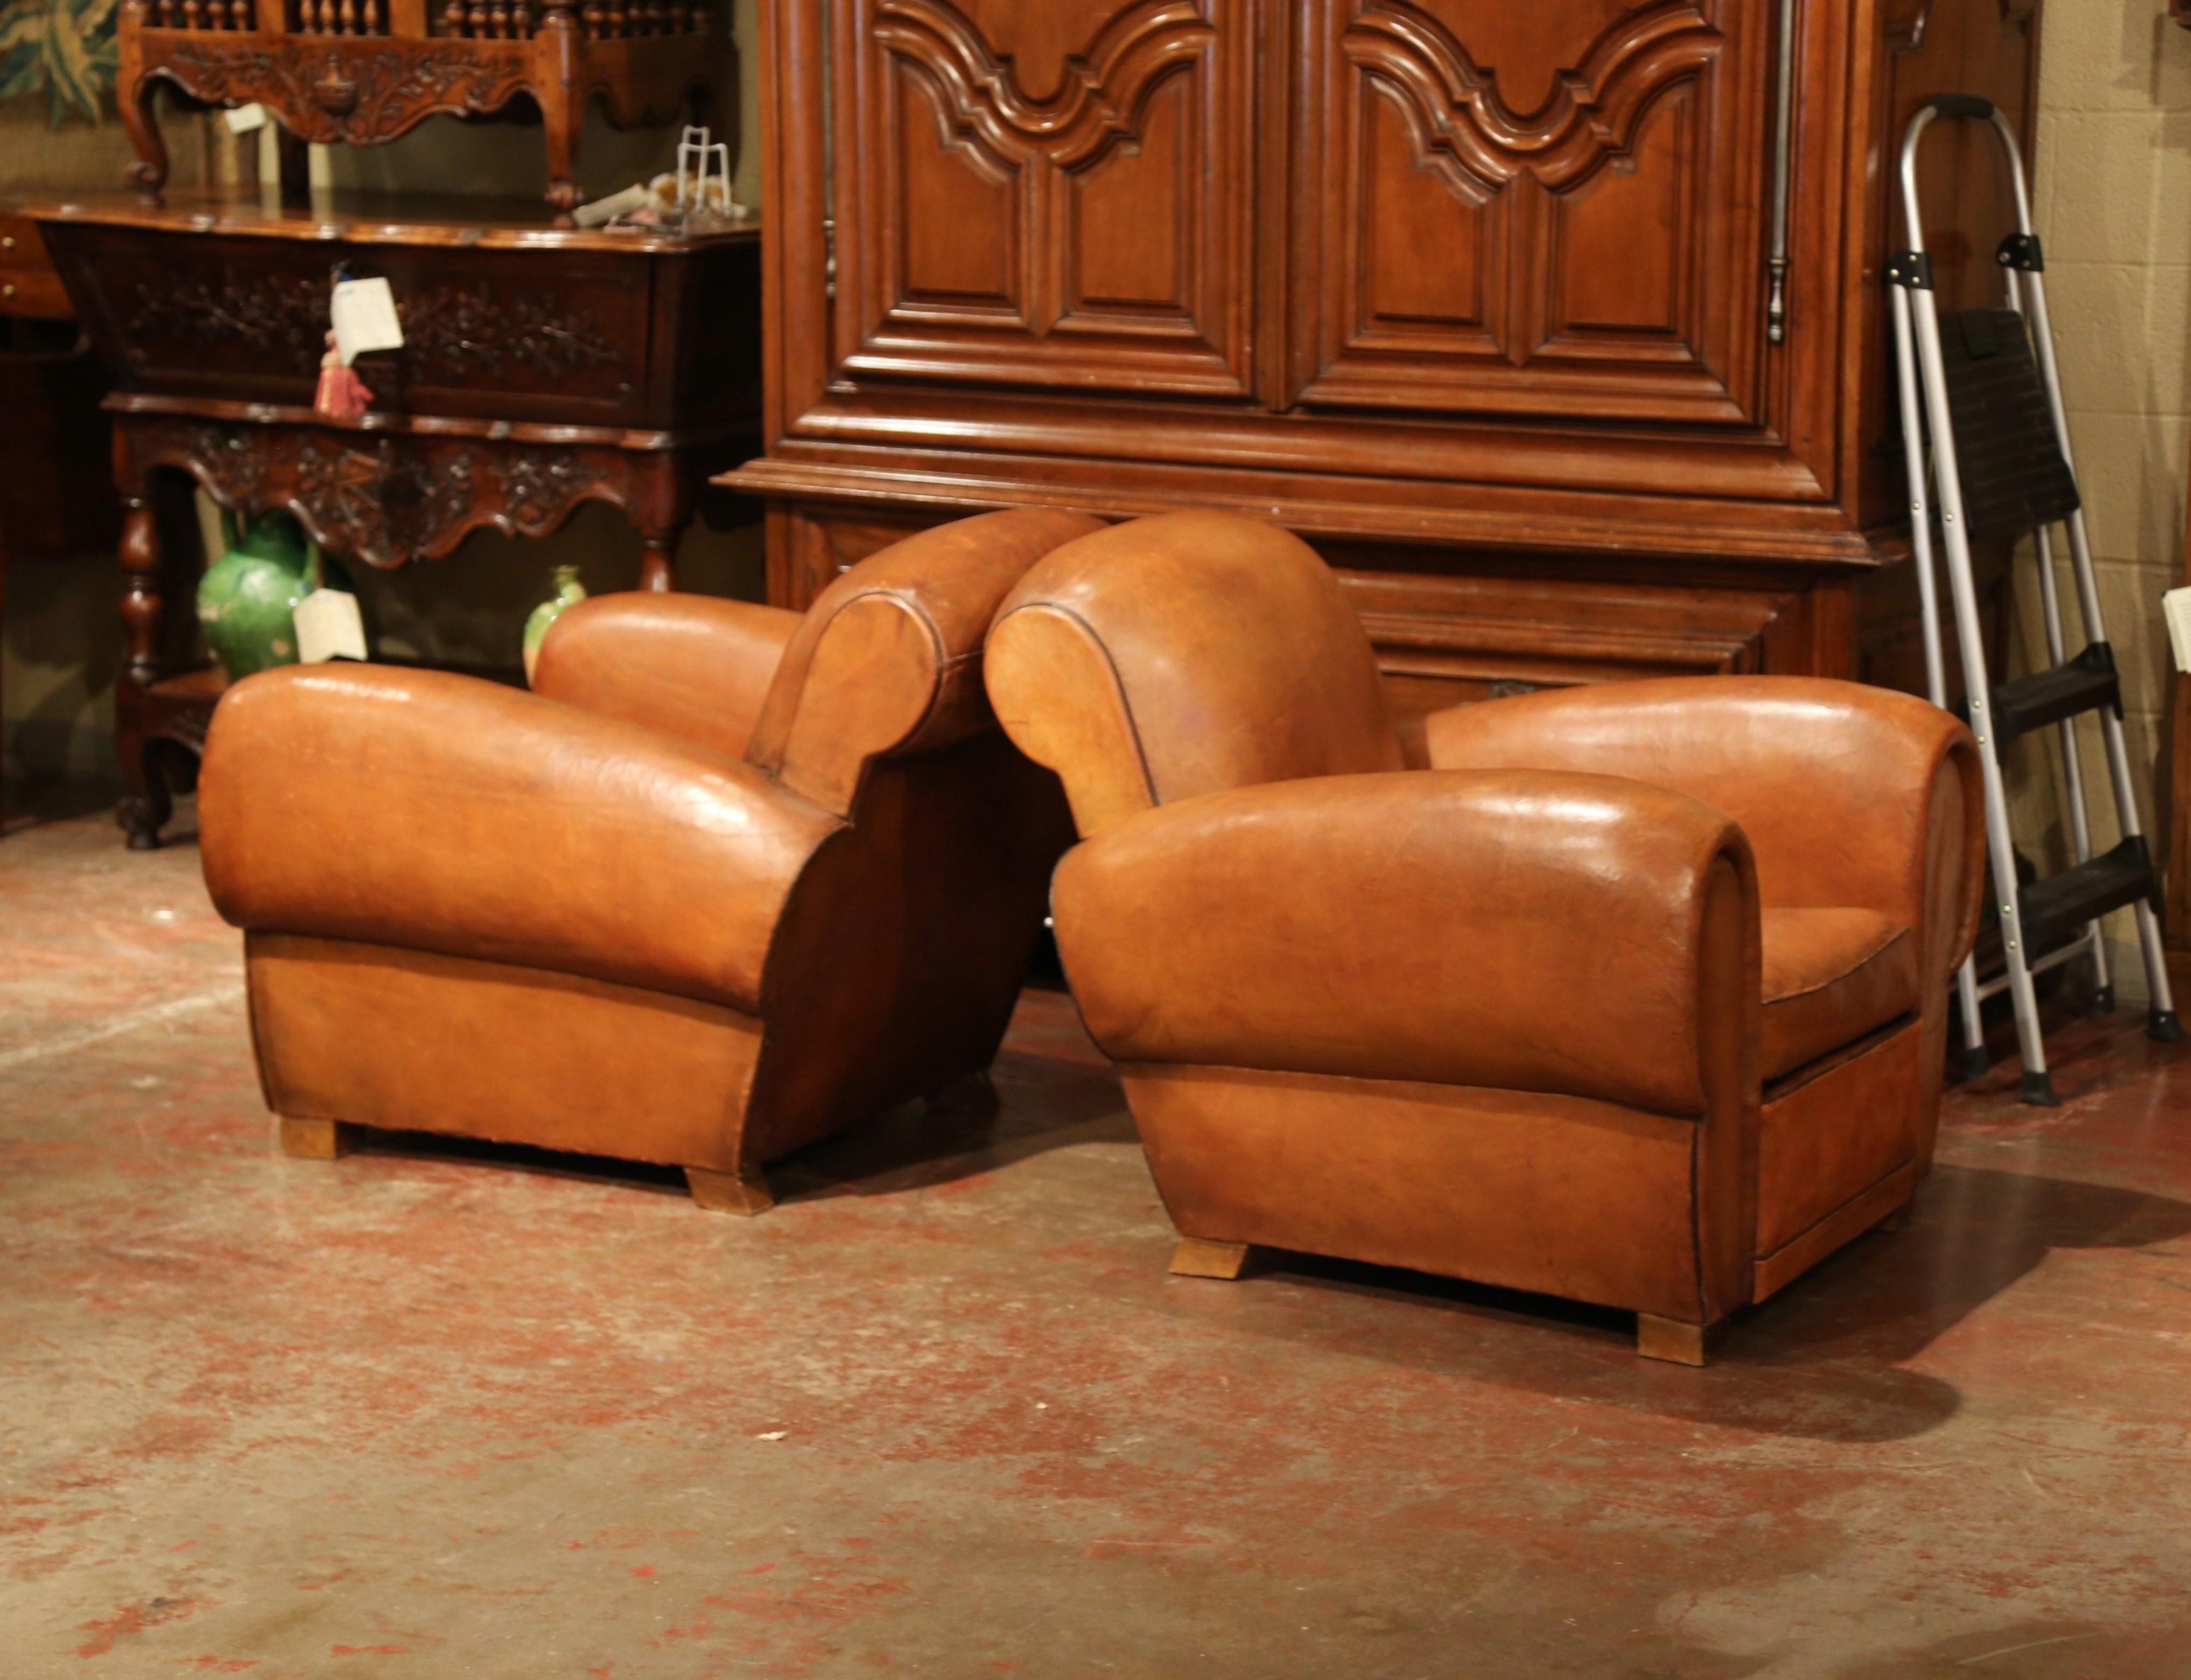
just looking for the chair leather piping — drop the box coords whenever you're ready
[1764,927,1909,1005]
[836,585,955,755]
[1760,1011,1917,1103]
[1097,1059,1713,1126]
[1751,1158,1916,1265]
[1687,1123,1706,1327]
[240,938,279,1115]
[993,599,1161,811]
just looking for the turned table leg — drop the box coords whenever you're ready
[120,75,171,202]
[537,19,584,227]
[630,452,688,594]
[114,495,171,850]
[639,532,678,593]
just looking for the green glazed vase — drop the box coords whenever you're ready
[523,564,588,685]
[197,511,320,681]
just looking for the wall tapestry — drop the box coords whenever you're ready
[0,0,120,124]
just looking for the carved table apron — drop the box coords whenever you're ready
[32,194,760,848]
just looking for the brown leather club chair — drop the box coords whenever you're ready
[198,508,1101,1212]
[985,511,1983,1363]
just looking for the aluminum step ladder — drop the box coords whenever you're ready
[1889,92,2184,1106]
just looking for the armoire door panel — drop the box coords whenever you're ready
[1298,0,1768,425]
[1355,78,1505,353]
[1543,83,1689,348]
[834,0,1254,397]
[1061,72,1193,322]
[895,58,1023,319]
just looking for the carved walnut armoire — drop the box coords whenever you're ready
[725,0,2038,717]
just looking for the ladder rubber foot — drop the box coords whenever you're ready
[2090,985,2115,1018]
[2150,1009,2187,1045]
[2020,1070,2062,1107]
[1956,1046,1990,1083]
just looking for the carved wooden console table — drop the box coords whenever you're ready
[34,192,760,848]
[118,0,720,220]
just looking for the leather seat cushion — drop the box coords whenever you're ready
[1760,908,1918,1082]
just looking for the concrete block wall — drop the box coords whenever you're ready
[2006,3,2191,995]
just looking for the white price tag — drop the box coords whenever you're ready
[295,589,369,664]
[329,278,404,366]
[223,103,267,136]
[2165,588,2191,676]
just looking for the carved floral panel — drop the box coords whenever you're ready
[832,0,1254,397]
[98,243,642,413]
[127,417,622,568]
[1297,0,1771,426]
[146,39,533,148]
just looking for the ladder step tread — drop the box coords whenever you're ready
[1938,308,2083,541]
[1989,643,2119,743]
[2018,837,2156,958]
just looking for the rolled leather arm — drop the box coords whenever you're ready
[744,509,1107,816]
[531,592,803,760]
[1051,769,1759,1117]
[199,664,842,1014]
[1422,678,1983,976]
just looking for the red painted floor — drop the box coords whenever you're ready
[3,799,2190,1677]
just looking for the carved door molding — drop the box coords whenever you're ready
[1293,0,1772,425]
[830,0,1256,397]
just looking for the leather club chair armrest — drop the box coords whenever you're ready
[531,592,804,761]
[747,508,1107,816]
[1421,678,1983,979]
[199,664,842,1013]
[1052,769,1760,1118]
[765,590,966,815]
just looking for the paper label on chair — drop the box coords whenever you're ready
[329,278,404,366]
[295,590,368,664]
[2164,587,2191,675]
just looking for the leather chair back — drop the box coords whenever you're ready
[744,508,1107,814]
[986,511,1403,835]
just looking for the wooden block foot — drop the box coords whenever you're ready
[687,1164,773,1216]
[926,1068,1000,1121]
[1169,1237,1252,1280]
[279,1117,355,1160]
[1636,1314,1708,1365]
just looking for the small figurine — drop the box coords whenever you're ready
[314,330,374,423]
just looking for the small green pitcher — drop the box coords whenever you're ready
[197,511,320,681]
[523,564,588,685]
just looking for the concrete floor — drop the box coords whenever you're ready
[3,799,2190,1679]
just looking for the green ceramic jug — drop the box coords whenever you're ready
[197,511,320,681]
[523,564,588,685]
